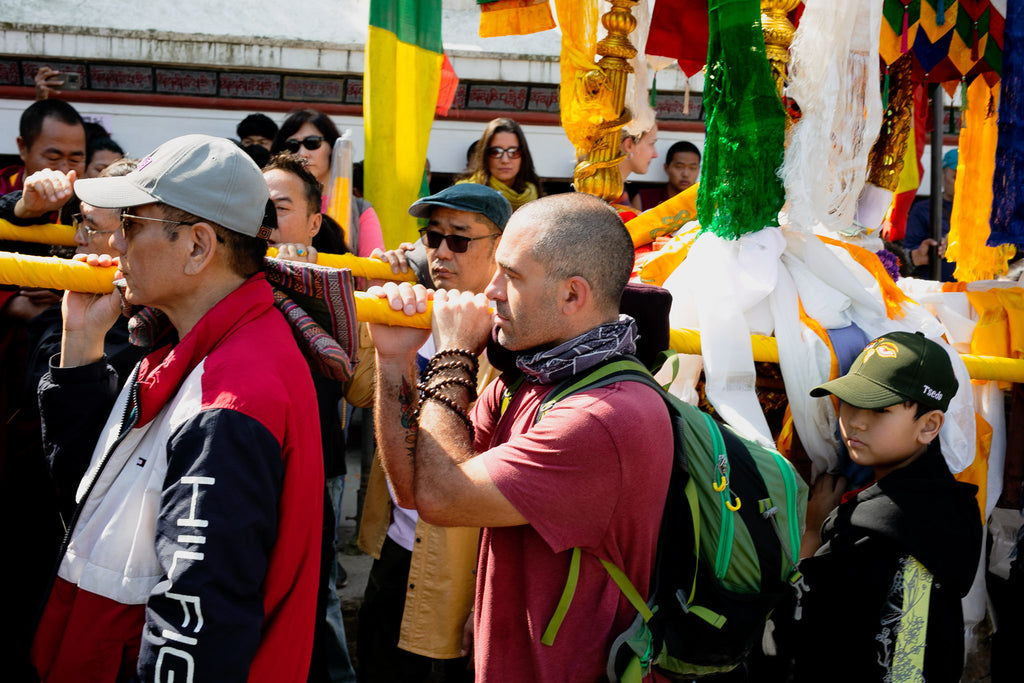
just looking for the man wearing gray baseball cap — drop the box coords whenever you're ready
[32,134,323,683]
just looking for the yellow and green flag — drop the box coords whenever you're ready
[365,0,443,249]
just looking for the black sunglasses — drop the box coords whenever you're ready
[284,135,326,153]
[419,228,500,253]
[486,146,522,160]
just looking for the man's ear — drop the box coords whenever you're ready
[309,211,322,240]
[560,275,590,316]
[917,409,945,445]
[182,222,218,275]
[16,137,27,163]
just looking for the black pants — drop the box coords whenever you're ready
[357,536,473,683]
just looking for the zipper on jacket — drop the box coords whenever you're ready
[33,367,142,635]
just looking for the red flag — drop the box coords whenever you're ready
[436,53,459,116]
[646,0,709,77]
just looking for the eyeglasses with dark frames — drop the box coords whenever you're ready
[72,213,117,240]
[283,136,327,154]
[485,146,522,160]
[419,228,500,253]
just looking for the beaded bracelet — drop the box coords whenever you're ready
[418,385,475,440]
[422,359,476,383]
[428,348,479,376]
[419,375,478,403]
[434,348,476,362]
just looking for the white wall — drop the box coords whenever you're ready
[0,98,700,182]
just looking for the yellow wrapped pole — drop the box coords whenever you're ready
[669,327,1024,384]
[264,248,416,282]
[0,221,416,282]
[0,252,428,327]
[0,220,77,246]
[0,252,117,294]
[2,253,1022,382]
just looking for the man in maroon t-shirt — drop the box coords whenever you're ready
[634,140,701,213]
[370,192,672,681]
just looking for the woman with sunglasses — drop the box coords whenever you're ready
[456,117,543,211]
[271,109,384,257]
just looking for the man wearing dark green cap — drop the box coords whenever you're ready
[784,331,982,683]
[356,183,512,683]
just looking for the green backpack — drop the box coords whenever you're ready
[506,356,809,682]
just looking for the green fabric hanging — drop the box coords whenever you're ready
[697,0,787,239]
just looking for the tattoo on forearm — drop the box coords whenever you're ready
[399,377,419,457]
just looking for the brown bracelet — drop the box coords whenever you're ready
[419,375,478,403]
[422,359,476,382]
[417,384,475,440]
[428,349,479,376]
[434,348,477,361]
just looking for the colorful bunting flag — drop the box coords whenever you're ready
[880,0,1005,83]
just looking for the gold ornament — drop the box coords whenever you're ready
[572,0,638,203]
[760,0,801,98]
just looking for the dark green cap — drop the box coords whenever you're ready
[408,183,512,231]
[810,331,958,412]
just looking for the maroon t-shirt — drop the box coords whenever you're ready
[472,376,672,681]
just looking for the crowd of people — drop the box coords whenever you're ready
[0,71,1009,683]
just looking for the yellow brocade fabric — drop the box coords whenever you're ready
[625,183,700,248]
[966,290,1010,359]
[479,0,555,38]
[634,225,701,286]
[947,79,1016,282]
[458,174,538,211]
[965,287,1024,388]
[553,0,603,158]
[955,413,992,525]
[999,288,1024,359]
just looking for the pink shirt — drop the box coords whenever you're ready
[472,376,672,682]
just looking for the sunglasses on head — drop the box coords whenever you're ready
[485,146,521,160]
[419,228,500,253]
[283,135,326,153]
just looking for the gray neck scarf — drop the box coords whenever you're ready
[516,315,638,385]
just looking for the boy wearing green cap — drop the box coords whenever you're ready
[786,331,982,682]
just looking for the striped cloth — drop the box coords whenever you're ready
[127,258,358,382]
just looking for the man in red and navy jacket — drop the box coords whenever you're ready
[31,135,323,683]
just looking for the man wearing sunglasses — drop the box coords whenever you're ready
[357,183,511,683]
[31,135,323,683]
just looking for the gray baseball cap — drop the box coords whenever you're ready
[74,134,272,238]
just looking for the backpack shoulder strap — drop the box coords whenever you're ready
[537,356,661,422]
[538,356,669,647]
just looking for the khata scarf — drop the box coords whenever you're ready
[697,0,786,239]
[459,173,539,210]
[516,315,638,385]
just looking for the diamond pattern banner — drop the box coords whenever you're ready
[881,0,1005,83]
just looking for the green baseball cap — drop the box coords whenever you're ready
[810,331,958,412]
[408,183,512,231]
